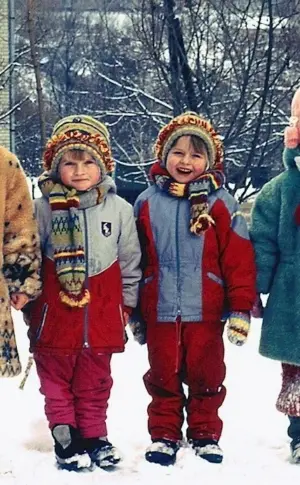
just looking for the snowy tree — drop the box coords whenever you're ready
[13,0,300,201]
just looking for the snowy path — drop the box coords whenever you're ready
[0,311,298,484]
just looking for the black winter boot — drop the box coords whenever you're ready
[290,438,300,463]
[52,424,91,471]
[145,438,180,466]
[288,416,300,463]
[83,437,121,468]
[189,438,223,464]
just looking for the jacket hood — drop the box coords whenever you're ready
[102,174,117,194]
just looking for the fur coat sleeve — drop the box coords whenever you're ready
[249,179,280,294]
[0,146,41,377]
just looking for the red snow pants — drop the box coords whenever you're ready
[34,350,113,438]
[144,320,226,442]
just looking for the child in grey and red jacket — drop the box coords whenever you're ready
[25,115,141,471]
[133,112,256,466]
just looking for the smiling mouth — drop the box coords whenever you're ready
[177,167,192,174]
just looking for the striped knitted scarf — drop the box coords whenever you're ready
[151,161,225,235]
[38,171,109,307]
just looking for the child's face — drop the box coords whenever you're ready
[59,151,101,191]
[166,135,208,183]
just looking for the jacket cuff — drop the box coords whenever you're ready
[229,297,254,313]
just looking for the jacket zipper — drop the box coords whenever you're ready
[83,209,89,348]
[36,303,48,341]
[175,201,181,322]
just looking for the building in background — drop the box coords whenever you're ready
[0,0,10,149]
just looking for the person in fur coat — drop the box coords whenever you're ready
[250,88,300,464]
[0,145,41,378]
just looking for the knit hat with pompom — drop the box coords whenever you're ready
[154,111,224,170]
[43,115,114,179]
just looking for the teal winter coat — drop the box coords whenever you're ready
[250,148,300,365]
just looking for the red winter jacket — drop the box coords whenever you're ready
[27,184,141,355]
[134,186,256,326]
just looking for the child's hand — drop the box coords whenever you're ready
[251,294,264,318]
[10,293,30,310]
[227,311,250,346]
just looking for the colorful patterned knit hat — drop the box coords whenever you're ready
[43,115,114,179]
[154,111,224,170]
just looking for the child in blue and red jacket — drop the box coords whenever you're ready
[25,115,141,471]
[133,112,256,466]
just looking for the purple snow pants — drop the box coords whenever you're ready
[34,350,113,438]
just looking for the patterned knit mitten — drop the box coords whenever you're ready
[227,312,250,346]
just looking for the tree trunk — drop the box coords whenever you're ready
[163,0,198,114]
[26,0,46,154]
[163,0,182,115]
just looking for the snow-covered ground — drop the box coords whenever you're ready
[0,311,297,484]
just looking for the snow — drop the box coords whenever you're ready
[0,311,298,484]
